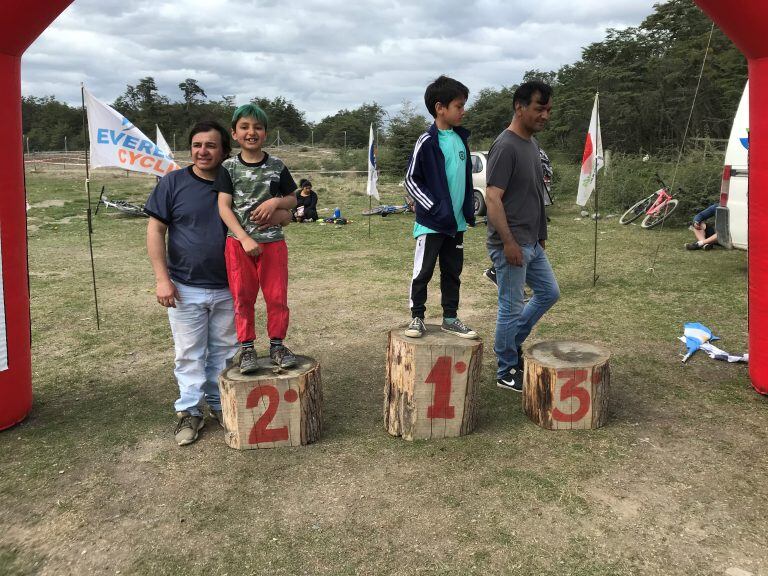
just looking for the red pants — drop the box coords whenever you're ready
[225,237,289,343]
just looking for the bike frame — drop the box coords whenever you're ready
[646,187,673,215]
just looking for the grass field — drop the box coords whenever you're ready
[1,158,764,576]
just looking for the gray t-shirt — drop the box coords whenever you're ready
[486,130,547,248]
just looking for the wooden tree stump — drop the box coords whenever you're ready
[384,325,483,440]
[219,356,322,449]
[523,341,610,430]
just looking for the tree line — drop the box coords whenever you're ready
[22,0,746,171]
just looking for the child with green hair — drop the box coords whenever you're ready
[215,104,299,374]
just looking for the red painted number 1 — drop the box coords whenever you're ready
[551,369,591,423]
[246,385,288,444]
[426,356,455,419]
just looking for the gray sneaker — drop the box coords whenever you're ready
[404,317,426,338]
[441,318,478,339]
[270,345,297,369]
[239,348,259,374]
[174,411,204,446]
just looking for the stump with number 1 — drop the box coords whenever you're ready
[219,356,322,449]
[385,325,483,440]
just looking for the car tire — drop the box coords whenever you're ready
[473,190,486,217]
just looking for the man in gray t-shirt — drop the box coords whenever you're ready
[485,81,560,392]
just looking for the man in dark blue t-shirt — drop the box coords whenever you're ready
[145,120,237,446]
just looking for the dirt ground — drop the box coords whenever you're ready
[1,169,765,576]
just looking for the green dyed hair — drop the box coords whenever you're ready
[231,104,269,130]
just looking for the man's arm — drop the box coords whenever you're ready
[217,192,261,256]
[486,185,523,266]
[251,194,297,225]
[146,217,180,307]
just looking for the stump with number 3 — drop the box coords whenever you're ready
[523,340,610,430]
[219,356,322,449]
[385,325,483,440]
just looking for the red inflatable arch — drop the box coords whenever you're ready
[694,0,768,394]
[0,2,765,431]
[0,1,73,430]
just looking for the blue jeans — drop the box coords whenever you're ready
[489,242,560,378]
[167,283,238,416]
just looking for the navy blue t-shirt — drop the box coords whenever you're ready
[145,166,228,289]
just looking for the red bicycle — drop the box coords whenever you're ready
[619,174,680,229]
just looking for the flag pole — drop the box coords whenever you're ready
[81,83,101,329]
[592,91,600,287]
[368,196,372,238]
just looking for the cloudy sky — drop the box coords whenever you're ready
[22,0,662,122]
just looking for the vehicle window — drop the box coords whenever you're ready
[471,155,483,173]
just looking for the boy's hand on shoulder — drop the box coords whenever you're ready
[250,198,279,225]
[240,237,262,257]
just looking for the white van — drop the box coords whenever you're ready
[715,81,748,250]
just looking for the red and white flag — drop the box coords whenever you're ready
[576,93,604,206]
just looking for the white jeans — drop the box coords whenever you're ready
[167,282,238,416]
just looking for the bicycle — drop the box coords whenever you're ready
[618,174,680,229]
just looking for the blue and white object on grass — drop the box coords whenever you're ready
[681,322,718,363]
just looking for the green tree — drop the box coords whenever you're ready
[251,96,310,142]
[380,101,429,175]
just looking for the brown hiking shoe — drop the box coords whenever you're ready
[174,411,204,446]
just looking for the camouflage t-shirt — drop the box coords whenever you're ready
[214,153,297,243]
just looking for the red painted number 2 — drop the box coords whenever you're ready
[246,385,288,444]
[426,356,455,419]
[551,369,591,423]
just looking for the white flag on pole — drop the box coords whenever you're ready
[156,125,174,159]
[83,87,179,178]
[576,93,604,206]
[366,124,379,200]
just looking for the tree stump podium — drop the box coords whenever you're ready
[218,356,322,449]
[523,341,610,430]
[385,325,483,440]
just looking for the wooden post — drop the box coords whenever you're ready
[385,325,483,440]
[219,356,322,449]
[523,341,610,430]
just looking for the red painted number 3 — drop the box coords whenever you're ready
[246,385,288,444]
[426,356,455,419]
[551,369,591,423]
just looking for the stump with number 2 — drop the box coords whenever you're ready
[385,325,483,440]
[219,356,322,449]
[523,340,610,430]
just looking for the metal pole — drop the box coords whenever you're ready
[311,130,314,148]
[173,132,176,153]
[81,83,101,329]
[64,136,67,169]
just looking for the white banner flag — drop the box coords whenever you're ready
[156,125,174,159]
[366,124,379,200]
[576,93,604,207]
[83,87,179,178]
[0,222,7,372]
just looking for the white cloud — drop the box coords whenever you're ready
[21,0,662,122]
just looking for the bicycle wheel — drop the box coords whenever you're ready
[641,198,678,229]
[619,195,653,225]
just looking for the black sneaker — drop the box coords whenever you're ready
[685,241,702,250]
[497,369,523,392]
[441,318,478,339]
[483,267,498,286]
[270,345,297,369]
[239,348,259,374]
[702,243,714,251]
[404,317,426,338]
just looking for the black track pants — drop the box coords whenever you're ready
[409,232,464,319]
